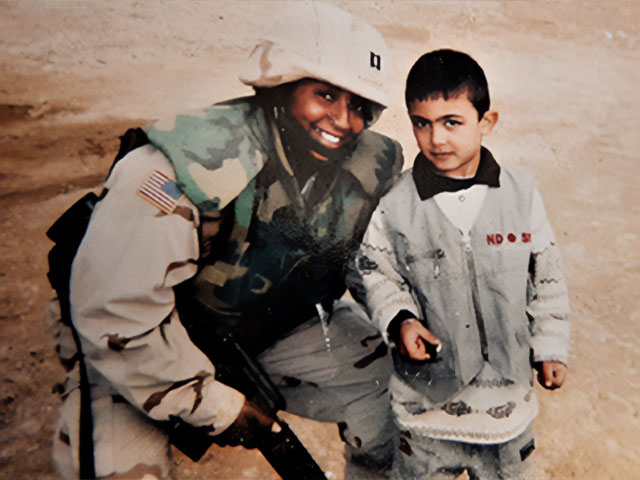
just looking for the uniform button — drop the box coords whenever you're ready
[458,194,466,202]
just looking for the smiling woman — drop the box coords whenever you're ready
[49,2,404,479]
[289,80,366,157]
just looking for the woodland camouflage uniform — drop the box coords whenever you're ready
[50,2,403,478]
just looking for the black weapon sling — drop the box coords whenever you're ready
[46,128,149,479]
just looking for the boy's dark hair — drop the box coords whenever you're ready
[405,49,490,119]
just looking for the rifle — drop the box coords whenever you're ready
[47,198,326,479]
[170,299,327,480]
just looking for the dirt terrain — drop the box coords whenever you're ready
[1,1,638,479]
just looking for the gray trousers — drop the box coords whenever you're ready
[53,301,394,478]
[260,301,395,455]
[392,425,535,480]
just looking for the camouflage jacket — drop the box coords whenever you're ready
[146,97,404,351]
[65,96,402,435]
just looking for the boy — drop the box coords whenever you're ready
[353,49,570,479]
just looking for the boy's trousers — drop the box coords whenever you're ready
[392,424,535,480]
[52,301,395,479]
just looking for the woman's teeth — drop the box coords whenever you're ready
[320,130,340,143]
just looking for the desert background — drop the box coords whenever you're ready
[1,0,638,478]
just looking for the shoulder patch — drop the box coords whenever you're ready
[137,170,184,214]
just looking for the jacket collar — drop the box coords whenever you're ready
[412,146,500,201]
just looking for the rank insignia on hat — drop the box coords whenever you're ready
[370,51,381,70]
[137,170,184,214]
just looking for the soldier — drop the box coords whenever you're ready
[50,2,403,479]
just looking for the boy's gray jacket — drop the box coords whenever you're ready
[355,166,570,403]
[66,96,402,435]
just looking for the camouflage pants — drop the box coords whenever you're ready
[52,301,394,478]
[391,425,535,480]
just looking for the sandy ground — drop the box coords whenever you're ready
[1,1,639,478]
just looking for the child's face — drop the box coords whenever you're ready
[408,92,497,178]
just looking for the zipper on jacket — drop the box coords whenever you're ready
[461,232,489,361]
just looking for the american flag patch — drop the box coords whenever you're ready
[137,170,184,214]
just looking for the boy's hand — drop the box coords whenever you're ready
[399,319,442,361]
[536,361,568,390]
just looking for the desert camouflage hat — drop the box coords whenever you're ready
[239,1,392,109]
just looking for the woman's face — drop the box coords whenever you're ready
[288,80,367,160]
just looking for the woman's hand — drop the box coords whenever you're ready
[218,399,280,448]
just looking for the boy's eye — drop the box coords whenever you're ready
[444,119,462,128]
[411,118,428,129]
